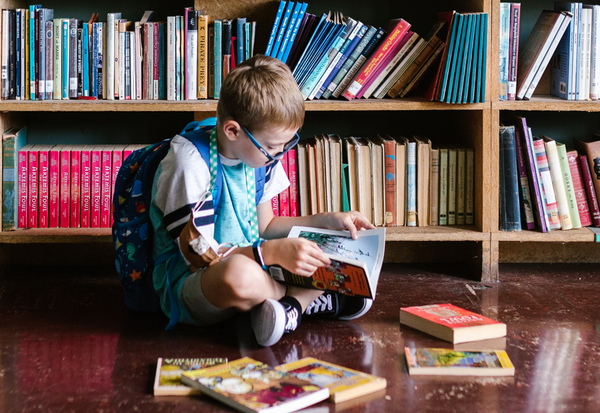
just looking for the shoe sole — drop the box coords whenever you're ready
[338,298,373,321]
[251,298,285,347]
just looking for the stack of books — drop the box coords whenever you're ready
[499,116,600,232]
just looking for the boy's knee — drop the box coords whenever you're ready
[220,255,267,310]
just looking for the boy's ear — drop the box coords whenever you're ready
[221,119,242,142]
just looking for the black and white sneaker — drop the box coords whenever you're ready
[251,298,301,347]
[305,292,373,321]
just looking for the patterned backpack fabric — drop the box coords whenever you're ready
[112,119,267,316]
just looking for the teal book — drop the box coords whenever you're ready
[236,17,246,65]
[445,13,466,103]
[265,1,287,56]
[458,13,477,103]
[468,13,481,103]
[213,20,222,99]
[295,18,337,87]
[82,22,89,97]
[2,127,26,231]
[270,0,295,58]
[62,19,69,99]
[437,12,462,101]
[342,163,350,212]
[28,5,41,100]
[476,13,488,103]
[244,22,251,60]
[453,13,474,103]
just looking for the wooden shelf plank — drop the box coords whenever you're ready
[385,225,487,241]
[494,95,600,111]
[493,227,595,242]
[0,99,490,112]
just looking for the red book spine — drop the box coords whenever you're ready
[383,140,397,225]
[101,148,112,228]
[153,22,160,100]
[288,148,299,217]
[567,151,592,227]
[143,24,150,100]
[70,147,81,228]
[48,148,60,228]
[18,148,28,228]
[111,147,124,226]
[91,147,102,228]
[60,147,71,227]
[342,19,411,100]
[271,196,279,217]
[28,149,39,228]
[278,152,290,217]
[38,147,50,228]
[80,147,91,228]
[580,155,600,226]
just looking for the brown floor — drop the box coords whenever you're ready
[0,262,599,412]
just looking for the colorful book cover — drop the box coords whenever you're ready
[287,147,299,217]
[101,146,112,228]
[2,127,26,231]
[91,146,102,228]
[405,347,515,376]
[567,150,592,227]
[276,357,386,404]
[279,151,290,216]
[452,13,474,103]
[80,146,91,228]
[180,357,329,413]
[406,141,417,227]
[37,145,51,228]
[60,145,71,227]
[48,146,60,228]
[153,357,227,396]
[271,195,279,217]
[28,146,38,228]
[70,145,81,228]
[61,18,69,99]
[533,138,561,230]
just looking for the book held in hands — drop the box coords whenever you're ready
[405,347,515,376]
[399,303,507,344]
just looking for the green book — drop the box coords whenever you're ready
[557,142,581,229]
[213,20,222,98]
[2,127,27,231]
[342,163,350,212]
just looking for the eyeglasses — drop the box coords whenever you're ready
[238,123,300,163]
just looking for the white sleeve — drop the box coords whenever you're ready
[259,160,290,204]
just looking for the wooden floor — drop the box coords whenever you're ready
[0,262,598,412]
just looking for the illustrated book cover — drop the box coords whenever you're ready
[153,357,227,396]
[267,226,386,299]
[275,357,386,404]
[405,347,515,376]
[180,357,329,413]
[399,303,507,344]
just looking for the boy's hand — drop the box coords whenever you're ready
[320,211,375,240]
[262,238,330,277]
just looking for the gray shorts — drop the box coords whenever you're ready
[180,269,237,326]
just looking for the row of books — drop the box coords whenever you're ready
[1,127,145,230]
[295,134,475,227]
[499,116,600,232]
[266,2,487,102]
[0,7,257,101]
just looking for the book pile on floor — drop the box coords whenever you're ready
[499,116,600,232]
[400,303,514,376]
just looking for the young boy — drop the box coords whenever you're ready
[150,55,375,347]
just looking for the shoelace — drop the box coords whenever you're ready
[306,294,333,314]
[284,307,299,332]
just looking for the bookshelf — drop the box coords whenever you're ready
[0,0,507,281]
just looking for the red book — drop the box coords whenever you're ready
[37,145,52,228]
[567,150,592,227]
[48,146,60,228]
[70,145,82,228]
[18,145,32,228]
[271,196,279,217]
[101,146,113,228]
[382,137,397,226]
[80,146,92,228]
[579,155,600,226]
[342,18,411,100]
[60,145,72,228]
[111,145,126,226]
[278,152,290,217]
[143,23,151,99]
[287,148,299,217]
[28,146,39,228]
[400,303,507,344]
[91,146,102,228]
[153,22,160,99]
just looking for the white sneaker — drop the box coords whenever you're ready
[251,298,300,347]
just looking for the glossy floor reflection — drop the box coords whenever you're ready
[0,263,599,412]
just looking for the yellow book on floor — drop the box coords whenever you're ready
[153,357,227,396]
[405,347,515,376]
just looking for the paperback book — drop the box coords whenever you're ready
[153,357,227,396]
[405,347,515,376]
[399,303,507,343]
[267,226,386,299]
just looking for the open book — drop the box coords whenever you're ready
[267,226,386,299]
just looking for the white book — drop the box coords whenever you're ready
[374,37,426,99]
[106,13,121,100]
[135,23,143,100]
[129,31,136,100]
[186,13,198,100]
[167,16,176,100]
[1,10,8,99]
[543,138,572,230]
[19,9,26,99]
[580,6,592,100]
[590,5,600,99]
[118,31,125,100]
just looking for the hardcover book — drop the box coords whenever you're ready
[399,303,507,343]
[567,150,592,227]
[153,357,227,396]
[499,125,522,231]
[28,145,38,228]
[276,357,387,403]
[578,154,600,226]
[573,137,600,208]
[2,126,26,231]
[180,357,329,413]
[542,137,571,230]
[36,144,51,228]
[405,347,515,376]
[267,226,386,299]
[534,138,561,229]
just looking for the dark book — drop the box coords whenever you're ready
[68,18,79,98]
[499,125,522,231]
[8,9,16,99]
[45,20,53,100]
[287,12,316,71]
[513,123,535,230]
[578,154,600,226]
[77,27,83,97]
[222,19,232,79]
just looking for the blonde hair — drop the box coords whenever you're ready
[217,54,305,132]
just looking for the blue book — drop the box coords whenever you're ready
[446,13,466,103]
[265,1,287,56]
[276,2,303,61]
[244,22,251,60]
[38,9,53,100]
[456,14,476,103]
[293,15,332,83]
[315,21,365,99]
[436,12,460,101]
[82,23,89,97]
[406,141,417,227]
[91,22,99,98]
[499,126,522,231]
[468,14,481,103]
[28,5,41,100]
[213,20,222,98]
[175,16,182,100]
[292,13,328,78]
[498,3,510,101]
[551,2,576,100]
[479,13,488,102]
[270,1,295,57]
[236,17,246,65]
[62,19,69,99]
[297,20,341,89]
[280,2,308,63]
[575,2,581,100]
[323,25,376,99]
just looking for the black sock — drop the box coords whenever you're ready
[279,296,303,325]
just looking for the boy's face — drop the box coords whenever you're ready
[232,123,299,168]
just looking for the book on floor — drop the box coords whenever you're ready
[405,347,515,376]
[399,303,507,343]
[153,357,227,396]
[180,357,329,413]
[267,226,386,299]
[275,357,387,404]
